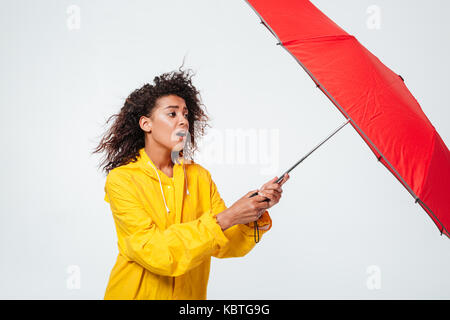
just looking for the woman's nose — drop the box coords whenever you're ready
[177,115,188,127]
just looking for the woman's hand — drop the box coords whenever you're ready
[257,173,290,210]
[215,190,271,231]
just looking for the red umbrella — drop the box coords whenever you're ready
[245,0,450,238]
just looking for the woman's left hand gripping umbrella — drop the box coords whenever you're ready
[257,173,290,210]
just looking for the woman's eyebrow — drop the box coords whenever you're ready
[165,106,188,111]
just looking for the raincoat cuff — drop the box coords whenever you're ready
[242,210,272,235]
[200,210,230,250]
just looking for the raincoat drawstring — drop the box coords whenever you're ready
[147,161,170,214]
[147,158,190,215]
[183,161,190,196]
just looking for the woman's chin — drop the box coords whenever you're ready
[172,142,185,152]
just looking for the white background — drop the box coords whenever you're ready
[0,0,449,299]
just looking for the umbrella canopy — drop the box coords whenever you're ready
[245,0,450,237]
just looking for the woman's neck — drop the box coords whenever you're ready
[144,144,174,171]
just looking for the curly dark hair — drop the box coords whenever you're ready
[92,66,210,176]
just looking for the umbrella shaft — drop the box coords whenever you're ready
[250,118,351,198]
[279,118,351,183]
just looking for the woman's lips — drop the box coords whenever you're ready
[176,131,187,140]
[175,131,187,142]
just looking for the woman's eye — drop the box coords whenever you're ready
[168,112,189,118]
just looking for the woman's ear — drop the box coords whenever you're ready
[139,115,152,133]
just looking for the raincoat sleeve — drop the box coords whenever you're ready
[208,172,272,259]
[104,171,230,277]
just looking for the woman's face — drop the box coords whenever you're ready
[147,94,189,152]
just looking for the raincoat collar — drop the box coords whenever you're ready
[136,147,188,225]
[137,147,183,183]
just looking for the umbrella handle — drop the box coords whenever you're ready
[248,174,286,243]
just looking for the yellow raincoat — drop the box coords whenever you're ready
[104,147,272,299]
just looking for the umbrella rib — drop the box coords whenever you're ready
[243,0,448,238]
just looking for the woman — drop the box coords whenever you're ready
[93,68,289,300]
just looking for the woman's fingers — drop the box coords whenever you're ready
[279,173,290,187]
[261,183,283,193]
[245,189,259,198]
[252,173,289,211]
[260,176,277,191]
[258,189,281,206]
[259,189,279,198]
[261,173,289,191]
